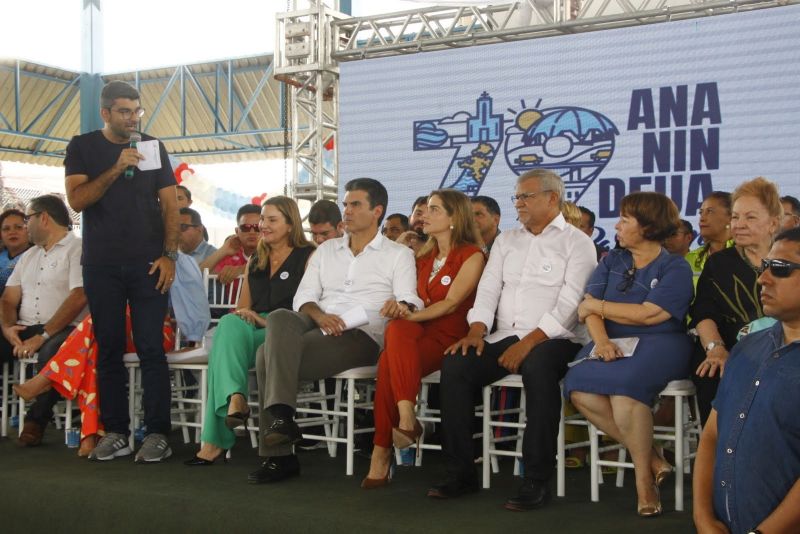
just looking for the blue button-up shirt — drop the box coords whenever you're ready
[712,320,800,533]
[187,240,217,264]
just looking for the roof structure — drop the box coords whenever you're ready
[0,54,288,166]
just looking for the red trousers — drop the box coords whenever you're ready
[373,319,459,448]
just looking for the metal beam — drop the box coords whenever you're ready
[331,0,797,60]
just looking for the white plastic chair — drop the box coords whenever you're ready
[482,376,588,497]
[294,365,378,475]
[588,379,702,511]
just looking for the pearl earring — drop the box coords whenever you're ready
[450,225,454,230]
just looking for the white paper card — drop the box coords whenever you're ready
[321,305,369,335]
[568,337,640,367]
[135,140,162,171]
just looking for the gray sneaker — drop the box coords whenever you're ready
[88,432,132,461]
[135,433,172,463]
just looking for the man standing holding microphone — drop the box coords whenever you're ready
[65,80,179,463]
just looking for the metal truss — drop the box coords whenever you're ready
[115,58,285,159]
[331,0,797,60]
[0,61,81,160]
[0,57,290,162]
[275,1,349,202]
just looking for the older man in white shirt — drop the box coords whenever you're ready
[428,170,597,511]
[249,178,423,484]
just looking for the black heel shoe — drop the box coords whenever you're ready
[184,450,228,466]
[224,411,251,430]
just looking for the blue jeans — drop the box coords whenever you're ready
[83,263,170,436]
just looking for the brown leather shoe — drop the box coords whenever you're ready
[17,420,44,447]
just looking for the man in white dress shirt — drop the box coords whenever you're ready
[1,195,87,447]
[428,170,597,511]
[249,178,423,484]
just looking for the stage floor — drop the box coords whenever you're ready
[0,427,695,533]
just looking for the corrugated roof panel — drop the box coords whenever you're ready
[1,55,288,166]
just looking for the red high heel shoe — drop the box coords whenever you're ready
[391,420,423,450]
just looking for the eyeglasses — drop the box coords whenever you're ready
[511,190,552,203]
[616,266,638,293]
[238,223,260,233]
[180,223,199,232]
[23,212,42,224]
[110,107,145,119]
[760,258,800,278]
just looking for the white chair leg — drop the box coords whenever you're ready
[1,363,8,438]
[128,366,137,451]
[199,368,208,444]
[18,360,27,437]
[674,393,685,511]
[345,378,355,476]
[174,371,191,444]
[557,403,566,498]
[482,385,491,489]
[615,447,626,487]
[589,423,600,502]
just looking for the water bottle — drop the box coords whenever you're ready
[65,428,80,448]
[134,424,147,443]
[399,447,416,466]
[10,415,18,428]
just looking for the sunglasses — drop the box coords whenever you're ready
[616,265,637,293]
[238,223,260,233]
[180,223,199,232]
[760,258,800,278]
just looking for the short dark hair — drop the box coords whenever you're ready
[29,194,71,228]
[101,80,140,109]
[180,207,202,226]
[705,191,732,213]
[775,226,800,244]
[0,209,25,229]
[781,195,800,216]
[471,195,501,217]
[679,219,694,235]
[578,206,596,228]
[345,178,388,225]
[385,213,409,230]
[176,185,192,202]
[236,203,261,223]
[308,199,342,226]
[620,191,680,242]
[411,196,428,212]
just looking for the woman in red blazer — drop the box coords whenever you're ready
[363,189,485,488]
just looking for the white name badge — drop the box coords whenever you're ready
[650,278,658,288]
[441,275,452,286]
[542,263,552,273]
[280,271,289,280]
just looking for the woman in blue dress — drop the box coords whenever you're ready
[564,191,694,517]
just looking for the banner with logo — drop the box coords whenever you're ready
[339,5,800,248]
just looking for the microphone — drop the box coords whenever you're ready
[124,132,142,179]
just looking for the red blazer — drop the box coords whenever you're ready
[416,243,483,340]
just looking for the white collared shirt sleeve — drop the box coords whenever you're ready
[467,233,506,329]
[536,232,597,339]
[67,236,83,290]
[293,245,324,312]
[392,246,423,311]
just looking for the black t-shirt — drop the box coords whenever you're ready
[248,246,314,314]
[64,130,175,266]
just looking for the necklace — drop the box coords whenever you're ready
[430,256,446,280]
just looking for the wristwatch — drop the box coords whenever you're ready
[398,300,418,313]
[705,340,725,353]
[163,250,179,261]
[747,529,763,534]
